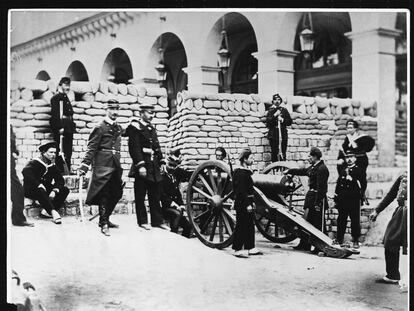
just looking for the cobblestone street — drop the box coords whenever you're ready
[8,215,408,311]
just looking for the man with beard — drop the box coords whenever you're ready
[22,141,69,224]
[284,147,329,254]
[125,103,170,231]
[50,77,76,173]
[79,100,124,236]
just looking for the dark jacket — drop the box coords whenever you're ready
[10,125,18,173]
[125,119,165,182]
[287,160,329,207]
[160,167,193,209]
[80,119,124,205]
[375,172,408,253]
[335,164,365,199]
[233,167,255,211]
[266,105,292,139]
[50,92,76,134]
[22,158,65,198]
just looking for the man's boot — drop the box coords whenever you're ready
[101,224,110,236]
[98,201,110,236]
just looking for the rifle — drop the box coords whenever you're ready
[78,175,85,222]
[58,100,70,175]
[277,119,285,161]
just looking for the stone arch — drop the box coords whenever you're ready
[65,60,89,81]
[101,48,133,83]
[146,32,188,117]
[35,70,51,81]
[203,12,258,93]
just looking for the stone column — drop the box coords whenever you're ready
[182,66,221,93]
[252,49,299,98]
[346,28,401,167]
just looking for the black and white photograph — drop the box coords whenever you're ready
[7,8,409,310]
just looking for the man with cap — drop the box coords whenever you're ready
[79,100,124,236]
[10,125,34,227]
[159,150,193,238]
[284,146,329,253]
[333,150,365,248]
[124,102,170,231]
[22,141,69,224]
[266,93,292,162]
[50,77,76,173]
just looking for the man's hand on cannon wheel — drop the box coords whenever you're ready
[138,166,147,178]
[369,211,378,222]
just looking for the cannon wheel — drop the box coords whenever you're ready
[254,162,306,243]
[186,160,235,249]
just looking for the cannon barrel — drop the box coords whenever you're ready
[252,174,291,204]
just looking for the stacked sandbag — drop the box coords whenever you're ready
[168,91,268,171]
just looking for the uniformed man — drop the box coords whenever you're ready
[79,100,124,236]
[284,147,329,253]
[50,77,76,173]
[333,150,365,248]
[10,125,34,227]
[22,141,70,225]
[125,103,170,231]
[160,151,193,238]
[266,93,292,162]
[215,146,227,161]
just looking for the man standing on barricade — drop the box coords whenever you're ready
[78,100,124,236]
[50,77,76,173]
[266,93,292,162]
[125,103,170,231]
[22,141,69,225]
[284,147,329,254]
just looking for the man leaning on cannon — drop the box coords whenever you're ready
[283,147,329,254]
[78,100,124,236]
[22,141,70,225]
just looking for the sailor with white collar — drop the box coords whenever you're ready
[125,102,169,231]
[22,141,69,224]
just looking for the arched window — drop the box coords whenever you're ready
[66,61,89,81]
[230,44,258,94]
[35,70,51,81]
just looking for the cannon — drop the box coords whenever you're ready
[185,160,357,258]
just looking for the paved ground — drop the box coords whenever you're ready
[8,215,409,311]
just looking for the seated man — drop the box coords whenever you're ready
[22,141,69,224]
[160,151,193,238]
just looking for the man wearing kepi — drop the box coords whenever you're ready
[22,141,69,225]
[78,100,124,236]
[125,103,170,231]
[266,93,292,162]
[49,77,76,173]
[284,147,329,253]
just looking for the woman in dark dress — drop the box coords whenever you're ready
[231,147,262,258]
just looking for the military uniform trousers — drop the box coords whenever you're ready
[162,207,192,237]
[269,129,288,162]
[11,162,27,225]
[26,186,69,215]
[336,194,361,243]
[52,131,73,173]
[97,170,123,227]
[134,177,164,227]
[232,206,255,251]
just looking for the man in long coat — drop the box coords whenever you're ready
[284,147,329,253]
[266,93,292,162]
[79,100,124,236]
[370,171,407,284]
[49,77,76,173]
[124,103,169,230]
[22,141,69,224]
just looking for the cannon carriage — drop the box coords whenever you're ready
[185,160,356,258]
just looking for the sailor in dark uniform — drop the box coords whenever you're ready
[337,119,375,203]
[50,77,76,173]
[266,93,292,162]
[160,151,193,238]
[124,103,169,231]
[334,150,365,248]
[22,141,70,224]
[79,100,124,236]
[284,147,329,253]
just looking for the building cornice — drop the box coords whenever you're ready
[11,12,136,58]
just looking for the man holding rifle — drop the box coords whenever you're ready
[78,100,124,236]
[266,93,292,162]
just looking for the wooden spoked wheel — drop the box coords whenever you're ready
[254,161,306,243]
[186,160,235,249]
